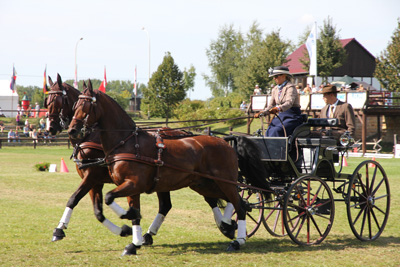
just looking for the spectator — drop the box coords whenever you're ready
[8,129,16,143]
[311,84,318,93]
[303,84,311,94]
[14,130,20,143]
[0,121,4,133]
[17,104,21,115]
[31,129,38,144]
[253,85,262,95]
[43,130,50,143]
[240,101,247,110]
[35,102,40,118]
[16,113,21,126]
[39,118,46,130]
[23,124,30,137]
[357,84,366,91]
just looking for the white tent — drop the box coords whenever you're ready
[0,80,19,118]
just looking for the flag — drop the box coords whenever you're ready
[10,65,17,93]
[98,66,107,93]
[306,22,317,76]
[43,65,49,94]
[133,65,137,96]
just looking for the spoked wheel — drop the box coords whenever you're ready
[283,176,335,245]
[347,160,390,241]
[233,188,264,238]
[263,194,297,237]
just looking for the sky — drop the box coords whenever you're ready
[0,0,399,100]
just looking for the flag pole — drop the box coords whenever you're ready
[315,21,318,86]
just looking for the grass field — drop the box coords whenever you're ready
[0,147,399,266]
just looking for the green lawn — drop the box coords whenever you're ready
[0,147,399,266]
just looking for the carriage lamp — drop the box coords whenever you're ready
[340,131,354,147]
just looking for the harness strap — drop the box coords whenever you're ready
[105,153,273,194]
[79,141,103,151]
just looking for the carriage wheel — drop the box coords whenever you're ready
[262,194,298,237]
[346,160,390,241]
[233,188,264,238]
[283,176,335,245]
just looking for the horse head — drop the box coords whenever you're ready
[68,79,99,140]
[45,74,80,135]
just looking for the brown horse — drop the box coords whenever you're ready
[46,74,133,241]
[47,75,237,247]
[68,80,270,255]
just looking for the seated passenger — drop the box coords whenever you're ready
[319,85,356,140]
[256,66,303,137]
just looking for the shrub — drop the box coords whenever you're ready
[34,162,50,171]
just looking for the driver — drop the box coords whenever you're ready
[256,66,303,137]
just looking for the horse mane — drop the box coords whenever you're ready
[95,89,137,130]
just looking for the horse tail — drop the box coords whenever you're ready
[224,135,272,201]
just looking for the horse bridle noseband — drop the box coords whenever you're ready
[72,95,97,136]
[46,89,70,129]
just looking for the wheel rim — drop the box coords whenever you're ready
[233,189,264,238]
[347,160,390,241]
[283,176,335,245]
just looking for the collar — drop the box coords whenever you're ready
[278,81,288,90]
[331,99,339,107]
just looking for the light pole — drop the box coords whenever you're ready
[74,37,83,89]
[142,27,150,82]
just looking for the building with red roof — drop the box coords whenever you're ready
[285,38,378,89]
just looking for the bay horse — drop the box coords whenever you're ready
[47,75,238,248]
[68,80,271,255]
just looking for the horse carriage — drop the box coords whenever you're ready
[230,117,390,245]
[48,75,390,255]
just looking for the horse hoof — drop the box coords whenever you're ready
[226,240,240,252]
[120,207,142,220]
[121,243,139,256]
[219,220,237,240]
[142,233,153,246]
[52,228,66,242]
[120,225,133,237]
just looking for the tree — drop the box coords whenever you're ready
[299,17,347,84]
[142,52,187,124]
[205,22,292,99]
[204,24,245,97]
[375,18,400,92]
[183,65,196,92]
[234,27,293,97]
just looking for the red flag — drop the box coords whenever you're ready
[10,65,17,93]
[43,65,49,94]
[98,66,107,93]
[133,65,137,96]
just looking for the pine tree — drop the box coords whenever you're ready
[375,18,400,92]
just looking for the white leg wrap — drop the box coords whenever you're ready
[108,201,127,218]
[102,219,122,235]
[237,220,246,245]
[132,225,143,246]
[212,207,222,226]
[147,213,165,235]
[222,203,235,225]
[57,207,73,229]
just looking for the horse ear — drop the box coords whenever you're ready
[83,80,87,89]
[48,76,53,87]
[57,73,62,87]
[87,79,93,93]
